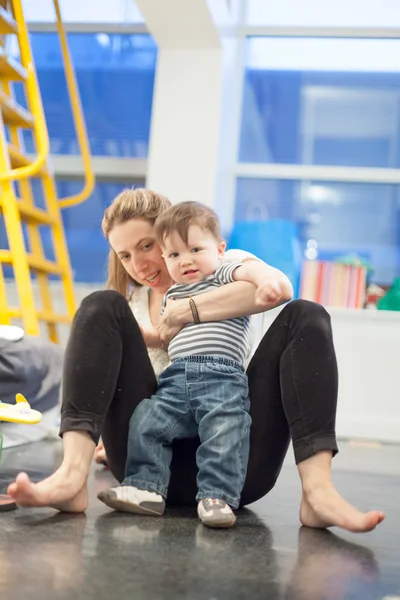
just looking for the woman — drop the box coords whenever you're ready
[8,189,384,533]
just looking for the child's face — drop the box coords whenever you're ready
[161,225,226,285]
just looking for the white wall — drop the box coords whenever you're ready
[328,308,400,444]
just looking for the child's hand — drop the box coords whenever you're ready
[255,280,282,308]
[140,326,163,349]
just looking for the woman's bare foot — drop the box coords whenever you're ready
[7,469,88,513]
[94,441,108,467]
[300,483,385,532]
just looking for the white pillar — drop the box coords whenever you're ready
[145,46,223,207]
[136,0,226,208]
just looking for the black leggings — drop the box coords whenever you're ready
[60,291,338,506]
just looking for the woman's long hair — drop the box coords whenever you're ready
[102,188,171,297]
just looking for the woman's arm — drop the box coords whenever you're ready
[158,263,293,345]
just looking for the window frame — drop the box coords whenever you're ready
[221,1,400,287]
[232,3,400,186]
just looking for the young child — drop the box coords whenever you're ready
[98,201,283,528]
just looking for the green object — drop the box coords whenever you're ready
[377,278,400,311]
[335,254,373,273]
[0,431,18,512]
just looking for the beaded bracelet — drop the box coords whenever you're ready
[189,296,200,324]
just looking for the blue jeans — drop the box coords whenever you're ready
[123,356,251,508]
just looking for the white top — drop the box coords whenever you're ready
[129,285,171,379]
[129,249,257,379]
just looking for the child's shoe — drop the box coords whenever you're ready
[97,485,165,516]
[197,498,236,528]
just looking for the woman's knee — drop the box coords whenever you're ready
[286,299,329,320]
[81,289,125,312]
[78,290,128,324]
[282,299,332,335]
[70,290,130,335]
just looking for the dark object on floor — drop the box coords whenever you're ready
[0,493,17,512]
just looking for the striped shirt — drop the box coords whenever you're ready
[162,262,250,364]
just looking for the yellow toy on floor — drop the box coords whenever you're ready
[0,394,42,425]
[0,394,42,512]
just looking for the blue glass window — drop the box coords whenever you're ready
[1,181,139,283]
[28,180,142,283]
[235,178,400,286]
[58,180,137,282]
[240,38,400,168]
[14,33,157,157]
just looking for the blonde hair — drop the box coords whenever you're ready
[102,188,171,296]
[155,201,222,247]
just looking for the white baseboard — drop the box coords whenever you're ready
[336,416,400,444]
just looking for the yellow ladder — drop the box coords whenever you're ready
[0,0,94,342]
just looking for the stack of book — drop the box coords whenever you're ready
[300,261,367,308]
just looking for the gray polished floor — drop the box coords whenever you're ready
[0,440,399,600]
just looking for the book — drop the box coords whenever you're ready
[300,261,366,308]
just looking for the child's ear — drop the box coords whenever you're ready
[218,241,227,257]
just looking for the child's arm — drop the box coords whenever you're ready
[232,260,293,307]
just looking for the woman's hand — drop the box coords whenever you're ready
[157,297,188,349]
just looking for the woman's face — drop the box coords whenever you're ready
[108,218,172,290]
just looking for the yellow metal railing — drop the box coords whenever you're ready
[0,0,94,202]
[0,0,95,339]
[54,0,95,209]
[0,0,49,181]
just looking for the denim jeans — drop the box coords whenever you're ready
[122,356,251,508]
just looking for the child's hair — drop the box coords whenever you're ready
[102,188,171,295]
[154,201,222,246]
